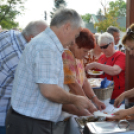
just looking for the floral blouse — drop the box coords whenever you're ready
[62,49,85,87]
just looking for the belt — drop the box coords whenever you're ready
[10,107,51,123]
[11,107,22,116]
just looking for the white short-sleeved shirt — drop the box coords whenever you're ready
[11,27,64,122]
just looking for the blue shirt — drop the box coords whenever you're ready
[0,30,27,126]
[11,27,64,122]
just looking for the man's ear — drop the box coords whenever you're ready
[62,23,71,34]
[30,35,34,40]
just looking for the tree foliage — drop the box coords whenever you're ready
[81,13,91,23]
[97,9,103,16]
[109,0,126,17]
[0,0,26,29]
[94,7,120,32]
[94,0,126,32]
[50,0,67,18]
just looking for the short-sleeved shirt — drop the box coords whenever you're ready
[0,30,27,126]
[11,27,64,122]
[62,49,85,87]
[98,51,126,99]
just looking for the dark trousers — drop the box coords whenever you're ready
[6,108,52,134]
[0,126,6,134]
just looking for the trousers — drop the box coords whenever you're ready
[6,108,69,134]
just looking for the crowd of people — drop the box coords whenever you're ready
[0,7,134,134]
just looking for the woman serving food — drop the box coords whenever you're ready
[86,32,126,105]
[108,24,134,120]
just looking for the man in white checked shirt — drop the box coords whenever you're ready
[6,8,96,134]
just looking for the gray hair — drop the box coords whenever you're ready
[22,20,48,37]
[107,26,120,35]
[94,33,101,46]
[50,8,83,28]
[98,32,114,45]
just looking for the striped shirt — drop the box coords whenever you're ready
[0,30,27,126]
[11,27,64,122]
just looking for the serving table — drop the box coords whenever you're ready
[69,115,134,134]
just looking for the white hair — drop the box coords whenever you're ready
[98,32,114,45]
[22,20,48,37]
[50,8,83,28]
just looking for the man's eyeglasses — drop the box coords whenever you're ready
[126,28,134,39]
[100,43,111,49]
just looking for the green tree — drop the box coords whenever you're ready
[94,7,120,32]
[97,9,103,16]
[50,0,67,18]
[0,0,26,29]
[81,13,91,23]
[109,0,126,17]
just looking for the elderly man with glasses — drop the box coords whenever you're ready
[86,32,126,106]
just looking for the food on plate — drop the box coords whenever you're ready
[88,78,103,88]
[76,116,106,128]
[88,70,103,75]
[92,70,100,74]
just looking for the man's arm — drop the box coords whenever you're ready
[62,104,92,116]
[39,83,92,111]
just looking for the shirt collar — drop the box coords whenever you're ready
[10,30,27,58]
[19,33,27,46]
[45,27,64,53]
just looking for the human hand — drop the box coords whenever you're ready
[85,62,97,71]
[73,96,97,113]
[114,93,126,108]
[107,109,128,120]
[77,109,92,116]
[93,98,106,110]
[87,100,98,114]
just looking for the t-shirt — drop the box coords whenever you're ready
[98,51,126,99]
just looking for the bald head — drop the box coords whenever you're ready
[22,20,48,42]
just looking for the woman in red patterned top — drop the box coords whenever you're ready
[86,32,126,105]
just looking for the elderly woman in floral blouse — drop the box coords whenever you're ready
[62,28,106,116]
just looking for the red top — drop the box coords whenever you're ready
[98,51,126,99]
